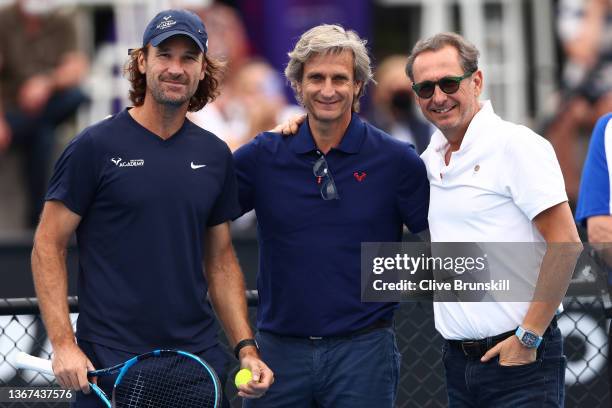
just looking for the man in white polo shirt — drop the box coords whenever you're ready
[407,32,581,407]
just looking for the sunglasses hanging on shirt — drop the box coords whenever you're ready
[313,155,340,200]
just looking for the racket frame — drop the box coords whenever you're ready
[15,349,221,408]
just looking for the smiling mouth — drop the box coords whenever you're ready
[431,105,455,114]
[161,77,187,85]
[316,100,339,106]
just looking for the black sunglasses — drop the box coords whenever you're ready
[412,70,476,99]
[313,155,340,200]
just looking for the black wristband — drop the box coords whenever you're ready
[234,338,258,359]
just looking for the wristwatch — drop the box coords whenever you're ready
[515,326,543,348]
[234,338,259,359]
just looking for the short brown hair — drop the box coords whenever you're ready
[124,46,224,112]
[405,32,479,82]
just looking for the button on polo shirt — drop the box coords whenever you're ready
[234,114,429,337]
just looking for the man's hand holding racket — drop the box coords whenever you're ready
[51,342,96,394]
[16,348,225,407]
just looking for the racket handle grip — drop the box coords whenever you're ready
[14,351,55,376]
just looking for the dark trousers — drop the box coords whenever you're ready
[6,87,87,227]
[244,327,401,408]
[72,340,231,408]
[443,323,566,407]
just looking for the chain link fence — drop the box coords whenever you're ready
[0,294,609,407]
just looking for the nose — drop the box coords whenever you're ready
[430,84,447,104]
[320,78,335,98]
[166,57,184,76]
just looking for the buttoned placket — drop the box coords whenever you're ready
[437,146,449,181]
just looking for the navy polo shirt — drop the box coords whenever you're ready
[46,109,241,353]
[234,114,429,337]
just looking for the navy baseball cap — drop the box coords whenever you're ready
[142,9,208,53]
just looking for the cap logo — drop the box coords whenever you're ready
[143,10,208,53]
[157,15,177,30]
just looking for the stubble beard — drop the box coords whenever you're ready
[148,76,193,108]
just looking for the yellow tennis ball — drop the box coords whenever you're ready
[235,368,253,387]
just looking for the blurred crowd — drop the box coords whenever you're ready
[0,0,610,231]
[546,0,612,203]
[0,0,88,228]
[186,4,303,152]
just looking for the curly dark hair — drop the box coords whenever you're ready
[124,46,224,112]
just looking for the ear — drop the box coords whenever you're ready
[473,70,484,97]
[199,59,207,81]
[296,82,303,104]
[354,81,363,98]
[137,50,146,75]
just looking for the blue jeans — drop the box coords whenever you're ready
[443,324,566,407]
[72,340,230,408]
[243,327,400,408]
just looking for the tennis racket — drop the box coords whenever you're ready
[15,349,221,408]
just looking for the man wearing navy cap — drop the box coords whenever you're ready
[31,9,273,407]
[234,24,429,407]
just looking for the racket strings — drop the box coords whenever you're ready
[113,353,218,407]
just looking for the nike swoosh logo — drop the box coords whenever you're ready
[191,162,207,169]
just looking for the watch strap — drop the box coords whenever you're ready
[234,338,258,359]
[515,326,543,348]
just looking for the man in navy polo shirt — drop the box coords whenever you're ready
[30,9,272,407]
[233,24,429,407]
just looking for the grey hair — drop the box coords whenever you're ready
[405,32,479,81]
[284,24,374,112]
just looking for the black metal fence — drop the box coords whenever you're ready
[0,294,609,408]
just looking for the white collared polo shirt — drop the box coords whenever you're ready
[421,101,568,340]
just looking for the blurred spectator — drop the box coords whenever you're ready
[574,113,612,397]
[368,54,432,154]
[546,0,612,202]
[191,58,304,234]
[184,3,250,149]
[193,2,251,80]
[186,4,302,150]
[0,0,88,228]
[190,59,302,151]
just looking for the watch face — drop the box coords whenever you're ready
[522,332,538,347]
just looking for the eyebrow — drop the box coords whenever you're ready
[183,50,201,58]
